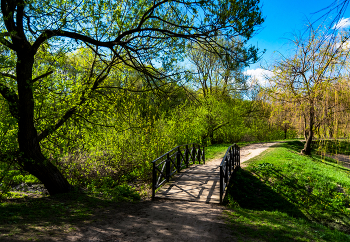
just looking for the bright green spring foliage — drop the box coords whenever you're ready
[0,70,294,199]
[0,0,265,195]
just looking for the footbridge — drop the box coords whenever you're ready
[152,144,240,204]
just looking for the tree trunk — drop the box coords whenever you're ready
[303,115,308,140]
[329,126,334,139]
[16,51,72,195]
[303,129,308,140]
[284,124,287,139]
[301,106,314,155]
[301,129,313,155]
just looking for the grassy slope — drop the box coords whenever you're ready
[225,141,350,242]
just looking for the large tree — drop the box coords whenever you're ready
[187,37,256,98]
[264,27,348,155]
[0,0,264,195]
[186,36,259,143]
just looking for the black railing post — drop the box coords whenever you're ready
[220,166,223,203]
[218,143,241,204]
[228,148,232,175]
[234,145,238,168]
[152,162,156,199]
[176,148,181,172]
[192,144,195,164]
[225,157,229,183]
[238,146,240,167]
[236,145,239,168]
[185,145,189,168]
[203,146,205,164]
[166,153,170,182]
[198,145,201,164]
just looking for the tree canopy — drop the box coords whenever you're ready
[262,27,350,154]
[0,0,264,195]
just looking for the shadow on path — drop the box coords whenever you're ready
[0,193,233,242]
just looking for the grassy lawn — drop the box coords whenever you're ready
[225,141,350,241]
[205,143,233,160]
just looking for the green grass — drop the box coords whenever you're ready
[205,143,233,160]
[225,209,349,242]
[0,187,140,240]
[224,141,350,241]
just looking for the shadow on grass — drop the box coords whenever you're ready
[224,167,307,220]
[225,208,350,242]
[226,163,350,233]
[0,191,142,241]
[0,192,116,226]
[257,166,349,229]
[224,167,350,241]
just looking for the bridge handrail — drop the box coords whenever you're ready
[152,143,205,199]
[219,144,240,203]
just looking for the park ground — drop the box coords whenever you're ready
[1,140,350,241]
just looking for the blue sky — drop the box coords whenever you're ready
[245,0,350,82]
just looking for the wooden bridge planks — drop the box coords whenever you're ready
[155,163,221,203]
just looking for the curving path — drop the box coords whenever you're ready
[240,142,280,164]
[3,142,279,242]
[155,142,279,203]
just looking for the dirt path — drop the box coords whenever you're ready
[59,200,232,242]
[240,142,280,166]
[62,143,279,242]
[3,142,279,242]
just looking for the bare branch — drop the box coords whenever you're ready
[0,72,16,80]
[32,71,54,83]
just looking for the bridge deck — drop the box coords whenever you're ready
[155,162,222,203]
[155,142,279,204]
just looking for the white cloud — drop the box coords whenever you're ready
[244,68,274,86]
[332,17,350,30]
[334,39,350,51]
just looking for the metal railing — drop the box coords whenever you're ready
[152,143,205,199]
[219,144,240,203]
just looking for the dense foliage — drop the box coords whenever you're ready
[0,0,297,198]
[0,55,293,198]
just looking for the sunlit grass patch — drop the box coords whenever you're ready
[225,209,350,242]
[205,143,232,160]
[225,141,350,240]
